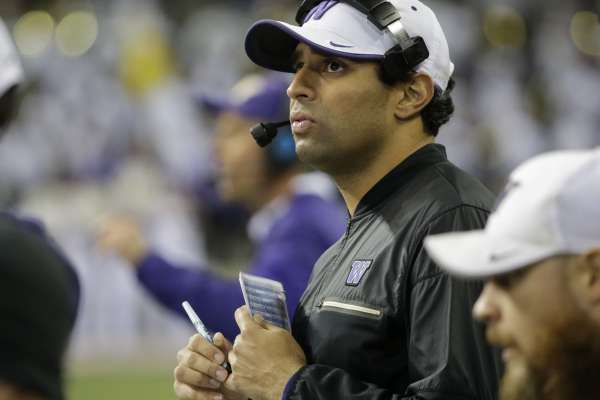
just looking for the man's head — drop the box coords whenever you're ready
[425,149,600,400]
[243,1,455,175]
[0,18,24,131]
[202,73,297,210]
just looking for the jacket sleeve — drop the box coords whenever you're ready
[136,253,243,340]
[283,205,501,400]
[136,214,335,341]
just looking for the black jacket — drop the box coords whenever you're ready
[285,144,502,400]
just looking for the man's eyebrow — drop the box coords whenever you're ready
[491,265,531,287]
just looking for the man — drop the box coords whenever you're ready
[0,18,80,400]
[425,148,600,400]
[99,73,346,340]
[173,1,501,400]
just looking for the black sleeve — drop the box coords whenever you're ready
[283,206,502,400]
[403,205,502,399]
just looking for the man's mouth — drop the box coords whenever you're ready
[290,112,316,134]
[502,347,519,363]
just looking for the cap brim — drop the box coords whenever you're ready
[0,63,24,97]
[244,19,384,73]
[424,230,556,279]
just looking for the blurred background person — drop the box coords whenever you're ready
[425,148,600,400]
[0,16,79,400]
[0,213,80,400]
[99,73,346,341]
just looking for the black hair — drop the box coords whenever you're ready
[378,67,455,137]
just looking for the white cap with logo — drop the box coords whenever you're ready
[0,18,24,97]
[425,148,600,278]
[244,0,454,90]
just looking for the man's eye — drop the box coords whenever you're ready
[293,62,304,72]
[492,268,528,289]
[325,60,344,73]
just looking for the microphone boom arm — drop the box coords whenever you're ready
[250,120,291,147]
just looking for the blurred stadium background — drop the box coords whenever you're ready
[0,0,598,398]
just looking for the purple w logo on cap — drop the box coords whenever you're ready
[346,260,372,286]
[304,0,339,23]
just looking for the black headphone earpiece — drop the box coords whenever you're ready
[381,36,429,79]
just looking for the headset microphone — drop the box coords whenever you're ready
[250,120,291,147]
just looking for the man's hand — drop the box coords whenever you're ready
[226,306,307,400]
[97,216,147,267]
[174,333,245,400]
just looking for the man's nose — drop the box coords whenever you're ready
[287,66,316,102]
[473,283,500,323]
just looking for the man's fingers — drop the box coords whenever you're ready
[212,332,233,353]
[178,342,229,383]
[234,306,251,331]
[252,313,268,329]
[173,381,223,400]
[188,334,226,364]
[174,365,221,389]
[234,305,267,332]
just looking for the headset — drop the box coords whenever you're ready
[251,0,429,148]
[265,124,297,170]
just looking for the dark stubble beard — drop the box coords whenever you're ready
[500,317,600,400]
[499,357,543,400]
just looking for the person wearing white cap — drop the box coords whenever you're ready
[173,1,501,400]
[0,17,80,400]
[425,149,600,400]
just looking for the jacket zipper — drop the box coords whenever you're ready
[311,217,353,296]
[319,299,382,317]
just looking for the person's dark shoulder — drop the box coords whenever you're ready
[387,158,494,227]
[0,213,79,306]
[380,158,493,265]
[0,212,45,246]
[405,161,495,282]
[429,159,495,211]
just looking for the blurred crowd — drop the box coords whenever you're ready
[0,0,598,367]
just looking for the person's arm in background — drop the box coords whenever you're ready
[98,198,345,341]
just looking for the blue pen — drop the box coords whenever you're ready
[182,301,231,373]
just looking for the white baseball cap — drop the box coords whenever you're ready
[244,0,455,90]
[425,148,600,278]
[0,18,24,97]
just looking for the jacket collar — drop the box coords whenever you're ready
[353,143,447,217]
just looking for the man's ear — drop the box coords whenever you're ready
[393,73,434,120]
[573,249,600,309]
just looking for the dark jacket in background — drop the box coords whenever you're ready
[0,212,80,400]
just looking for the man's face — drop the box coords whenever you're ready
[287,43,397,176]
[474,256,600,400]
[213,112,270,210]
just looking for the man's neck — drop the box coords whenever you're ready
[335,135,434,216]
